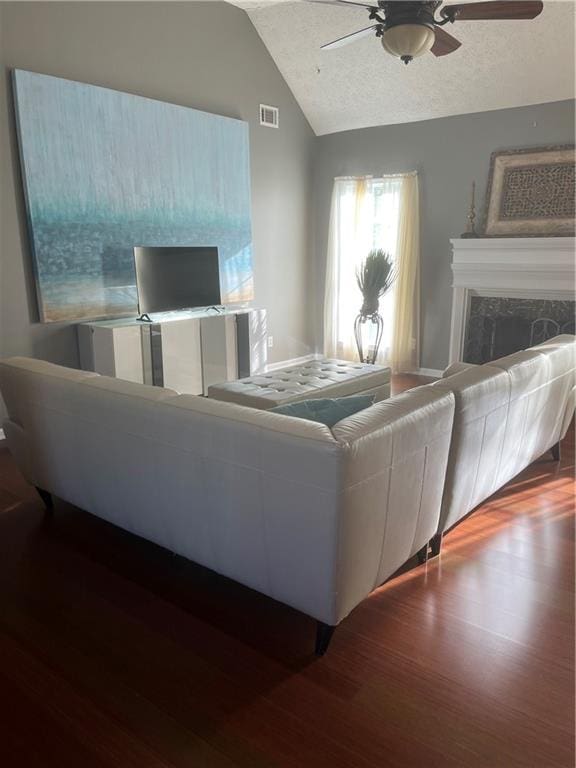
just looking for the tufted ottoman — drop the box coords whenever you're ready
[207,358,391,410]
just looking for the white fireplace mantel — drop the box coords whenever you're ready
[448,237,575,363]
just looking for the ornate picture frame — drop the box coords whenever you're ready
[483,145,575,237]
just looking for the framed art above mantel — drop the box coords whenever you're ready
[483,145,575,237]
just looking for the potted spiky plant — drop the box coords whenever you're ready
[354,249,396,364]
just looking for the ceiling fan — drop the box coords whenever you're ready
[308,0,544,65]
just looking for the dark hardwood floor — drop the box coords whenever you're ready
[0,375,573,767]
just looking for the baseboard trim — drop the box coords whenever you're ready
[265,353,319,373]
[416,368,443,378]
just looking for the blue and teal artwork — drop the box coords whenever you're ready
[13,69,254,322]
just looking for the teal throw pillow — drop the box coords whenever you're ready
[270,394,376,428]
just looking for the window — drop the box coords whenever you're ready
[324,173,420,372]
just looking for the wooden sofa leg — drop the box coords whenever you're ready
[35,487,54,512]
[315,622,336,656]
[417,543,429,564]
[430,532,443,557]
[551,441,561,462]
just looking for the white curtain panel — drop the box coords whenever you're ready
[323,172,420,373]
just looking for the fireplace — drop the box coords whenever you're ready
[463,297,575,364]
[448,237,575,364]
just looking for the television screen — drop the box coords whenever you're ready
[134,246,221,315]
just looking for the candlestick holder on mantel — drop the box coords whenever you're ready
[461,180,479,238]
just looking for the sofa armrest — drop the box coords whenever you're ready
[329,386,455,623]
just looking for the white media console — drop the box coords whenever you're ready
[77,308,267,395]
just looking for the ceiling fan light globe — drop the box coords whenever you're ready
[381,24,435,60]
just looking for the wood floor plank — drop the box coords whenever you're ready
[0,672,111,768]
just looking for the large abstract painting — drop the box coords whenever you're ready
[13,69,254,322]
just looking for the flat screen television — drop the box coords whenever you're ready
[134,246,221,316]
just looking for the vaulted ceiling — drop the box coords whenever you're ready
[229,0,575,135]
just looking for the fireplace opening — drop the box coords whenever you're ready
[464,297,575,364]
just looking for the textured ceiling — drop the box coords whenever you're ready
[229,0,576,135]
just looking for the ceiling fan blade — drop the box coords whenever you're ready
[431,26,462,56]
[442,1,543,21]
[321,24,380,50]
[306,0,380,10]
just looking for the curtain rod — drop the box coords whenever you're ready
[334,171,418,181]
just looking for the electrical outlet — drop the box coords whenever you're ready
[267,335,274,349]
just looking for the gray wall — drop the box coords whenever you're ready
[0,1,316,377]
[1,2,574,384]
[313,100,576,371]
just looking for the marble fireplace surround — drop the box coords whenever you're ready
[448,237,576,363]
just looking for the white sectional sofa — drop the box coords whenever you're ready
[0,335,573,653]
[0,356,455,654]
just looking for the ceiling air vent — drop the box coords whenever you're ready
[259,104,279,129]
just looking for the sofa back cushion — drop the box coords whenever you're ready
[0,356,99,428]
[435,334,575,535]
[527,335,575,447]
[431,366,510,533]
[0,359,180,522]
[487,349,551,487]
[490,336,574,484]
